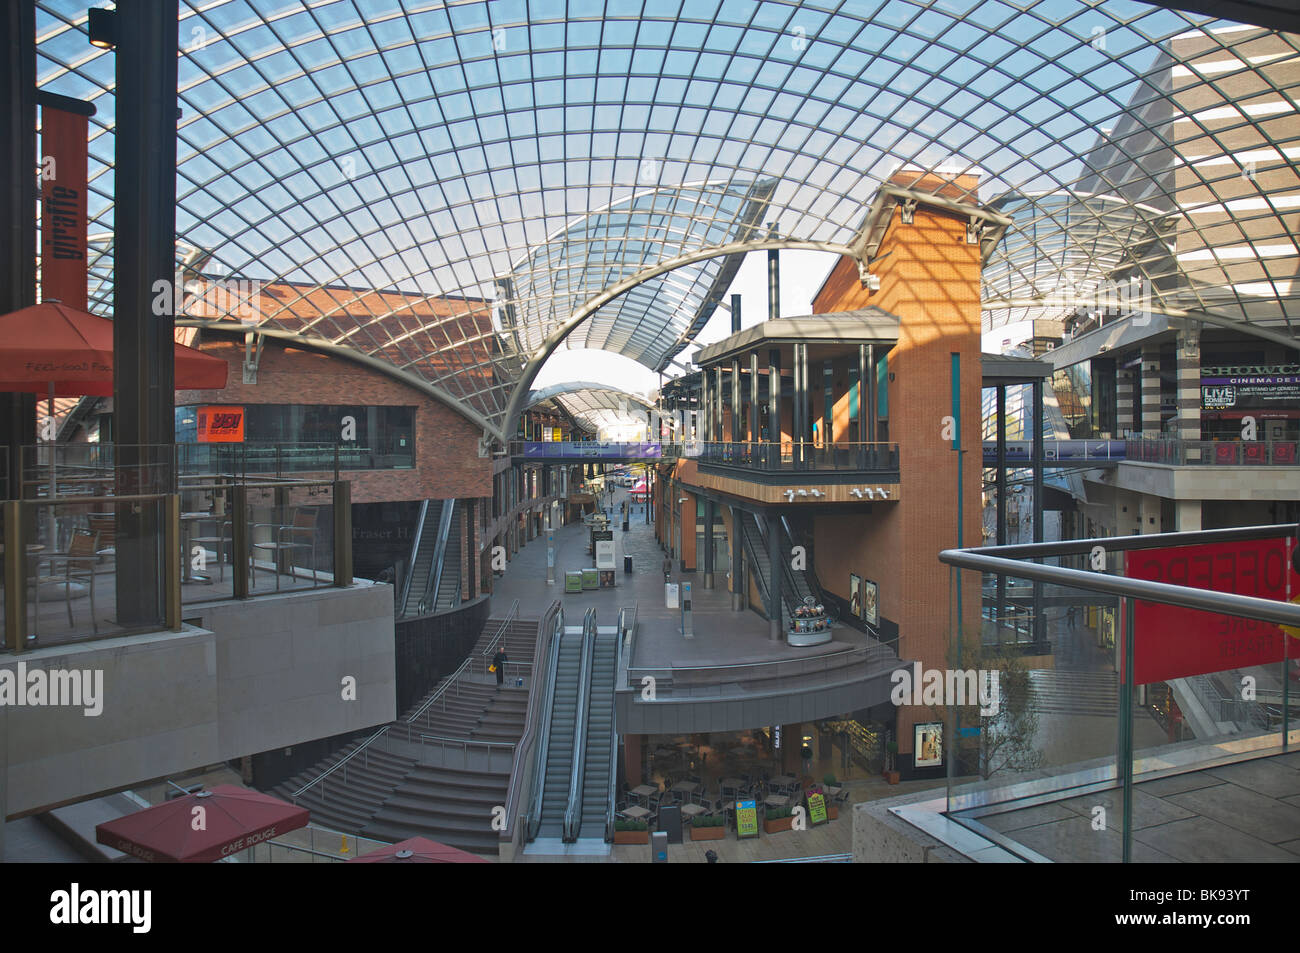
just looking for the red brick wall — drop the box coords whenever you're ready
[176,337,492,503]
[811,194,983,757]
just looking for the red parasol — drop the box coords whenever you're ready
[347,835,491,863]
[95,785,309,863]
[0,301,228,396]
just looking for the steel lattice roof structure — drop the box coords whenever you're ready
[33,0,1300,443]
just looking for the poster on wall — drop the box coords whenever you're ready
[862,578,879,627]
[850,574,863,618]
[914,722,943,768]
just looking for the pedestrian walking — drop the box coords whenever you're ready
[1066,605,1077,628]
[663,554,672,583]
[492,644,508,689]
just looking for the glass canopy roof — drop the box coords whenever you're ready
[33,0,1300,440]
[527,381,658,435]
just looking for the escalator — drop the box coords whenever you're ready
[398,500,442,617]
[398,499,456,617]
[526,609,618,846]
[434,505,462,611]
[534,624,582,839]
[575,626,617,840]
[738,511,821,626]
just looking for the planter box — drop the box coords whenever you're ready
[827,805,839,820]
[883,770,900,785]
[763,816,794,834]
[689,825,725,841]
[614,830,649,844]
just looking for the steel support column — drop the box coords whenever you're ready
[703,499,715,589]
[1032,377,1045,649]
[768,348,781,469]
[731,357,742,443]
[749,351,759,447]
[996,384,1007,642]
[114,0,179,625]
[1,0,37,505]
[867,345,877,444]
[731,504,743,611]
[857,345,867,444]
[717,366,728,452]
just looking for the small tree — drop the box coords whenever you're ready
[936,639,1044,781]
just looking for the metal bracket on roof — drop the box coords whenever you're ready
[899,200,917,225]
[966,216,984,245]
[857,259,881,292]
[242,330,264,384]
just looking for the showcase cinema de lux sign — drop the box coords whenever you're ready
[1200,364,1300,411]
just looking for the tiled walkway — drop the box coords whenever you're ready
[491,486,875,668]
[967,751,1300,862]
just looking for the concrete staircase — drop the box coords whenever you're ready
[272,614,539,856]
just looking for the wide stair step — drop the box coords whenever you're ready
[262,612,543,859]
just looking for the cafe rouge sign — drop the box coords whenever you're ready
[196,405,245,443]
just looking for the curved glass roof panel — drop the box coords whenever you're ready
[33,1,1300,439]
[527,381,658,435]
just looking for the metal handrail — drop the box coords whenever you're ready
[291,725,390,800]
[605,613,628,842]
[482,598,520,659]
[940,547,1300,627]
[562,607,597,842]
[402,653,476,740]
[500,601,560,849]
[417,732,517,770]
[398,499,429,616]
[417,499,455,614]
[697,440,900,471]
[628,642,871,678]
[525,606,565,840]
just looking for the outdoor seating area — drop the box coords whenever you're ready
[612,731,853,842]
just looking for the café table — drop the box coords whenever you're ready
[763,794,789,809]
[680,802,707,818]
[630,784,658,806]
[620,805,651,821]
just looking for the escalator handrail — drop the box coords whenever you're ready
[741,512,775,617]
[562,607,597,841]
[419,498,456,612]
[502,599,558,847]
[605,627,620,841]
[524,606,564,840]
[398,499,429,616]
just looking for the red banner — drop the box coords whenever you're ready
[1124,536,1298,683]
[40,106,89,311]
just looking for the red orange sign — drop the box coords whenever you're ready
[196,406,244,443]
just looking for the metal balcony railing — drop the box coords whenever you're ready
[697,440,900,474]
[1,468,354,653]
[1125,437,1299,466]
